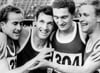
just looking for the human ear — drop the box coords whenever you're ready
[96,15,100,23]
[0,22,6,32]
[33,21,37,27]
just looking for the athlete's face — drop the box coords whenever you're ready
[79,5,97,34]
[53,8,73,31]
[1,12,23,40]
[36,12,54,39]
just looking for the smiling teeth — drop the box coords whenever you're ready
[60,24,65,26]
[40,30,47,34]
[81,23,88,26]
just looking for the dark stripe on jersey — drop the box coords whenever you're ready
[92,39,100,50]
[90,40,100,73]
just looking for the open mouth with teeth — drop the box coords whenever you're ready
[59,23,66,27]
[40,29,49,36]
[81,22,88,26]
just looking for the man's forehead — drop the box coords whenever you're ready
[8,12,23,20]
[53,8,71,17]
[79,5,95,13]
[38,12,53,19]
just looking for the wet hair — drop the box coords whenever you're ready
[52,0,75,15]
[35,5,53,20]
[0,4,23,23]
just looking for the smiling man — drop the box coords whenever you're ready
[47,0,86,73]
[79,0,100,72]
[0,5,24,70]
[17,6,55,73]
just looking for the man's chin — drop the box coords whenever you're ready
[40,35,48,40]
[12,37,19,40]
[82,29,88,33]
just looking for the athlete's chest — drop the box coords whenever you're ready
[53,37,85,53]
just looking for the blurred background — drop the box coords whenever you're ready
[0,0,87,26]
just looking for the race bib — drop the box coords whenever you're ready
[7,56,17,70]
[47,51,83,73]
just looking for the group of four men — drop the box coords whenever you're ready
[0,0,100,73]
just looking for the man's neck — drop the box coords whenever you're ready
[7,36,14,48]
[33,34,47,49]
[56,22,76,43]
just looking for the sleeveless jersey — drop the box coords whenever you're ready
[17,28,52,73]
[47,23,85,73]
[84,39,100,59]
[84,39,100,73]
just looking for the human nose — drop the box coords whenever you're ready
[79,15,85,23]
[57,18,63,25]
[42,23,48,30]
[16,24,22,31]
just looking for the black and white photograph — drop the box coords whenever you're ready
[0,0,100,73]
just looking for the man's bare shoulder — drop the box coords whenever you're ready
[0,32,7,59]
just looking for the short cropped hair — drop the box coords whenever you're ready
[52,0,75,15]
[80,0,100,16]
[90,0,100,16]
[0,4,23,23]
[35,5,53,20]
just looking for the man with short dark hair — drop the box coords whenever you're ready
[17,6,55,73]
[47,0,86,73]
